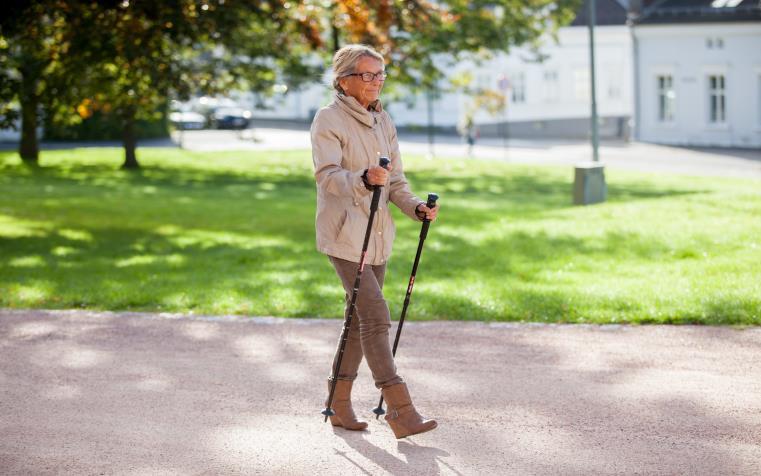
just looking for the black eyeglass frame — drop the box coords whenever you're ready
[343,72,388,82]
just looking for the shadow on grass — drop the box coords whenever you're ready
[408,171,703,208]
[1,157,315,189]
[385,227,760,324]
[402,170,706,236]
[0,224,340,317]
[2,150,754,323]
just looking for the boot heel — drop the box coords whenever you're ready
[381,383,438,439]
[326,380,368,431]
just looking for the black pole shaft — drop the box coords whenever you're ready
[392,222,429,356]
[323,157,390,421]
[373,193,438,418]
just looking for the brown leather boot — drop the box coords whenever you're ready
[381,383,437,439]
[327,380,368,431]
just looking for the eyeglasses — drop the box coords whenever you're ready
[344,72,387,82]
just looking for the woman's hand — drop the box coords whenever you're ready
[416,203,439,222]
[366,164,393,186]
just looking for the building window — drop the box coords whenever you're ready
[706,37,725,49]
[574,69,590,101]
[511,73,526,103]
[708,74,726,123]
[657,75,675,122]
[543,70,559,103]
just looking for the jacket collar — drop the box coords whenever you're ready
[334,92,383,128]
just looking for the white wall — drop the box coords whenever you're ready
[490,25,634,124]
[385,25,633,128]
[635,23,761,148]
[253,24,634,130]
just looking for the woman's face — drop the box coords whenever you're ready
[339,56,385,108]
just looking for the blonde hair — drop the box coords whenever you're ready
[332,44,385,94]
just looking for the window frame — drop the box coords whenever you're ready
[573,68,591,102]
[707,73,727,125]
[511,72,526,104]
[656,74,676,123]
[542,70,560,103]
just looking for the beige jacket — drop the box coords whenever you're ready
[311,93,423,265]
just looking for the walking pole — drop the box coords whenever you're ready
[322,157,391,422]
[372,192,439,418]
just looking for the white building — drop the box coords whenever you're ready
[248,0,635,140]
[246,0,761,147]
[632,0,761,148]
[388,0,634,139]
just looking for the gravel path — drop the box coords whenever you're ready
[1,309,760,475]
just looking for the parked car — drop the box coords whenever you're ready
[169,111,206,130]
[210,107,252,130]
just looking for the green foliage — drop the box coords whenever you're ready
[0,1,324,165]
[43,109,169,141]
[325,0,582,91]
[66,3,303,120]
[1,148,759,325]
[0,1,91,127]
[0,61,20,130]
[1,1,582,164]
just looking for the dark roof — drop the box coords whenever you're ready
[571,0,630,26]
[636,0,761,24]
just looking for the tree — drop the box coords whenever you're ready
[0,1,81,164]
[68,1,322,169]
[2,1,578,168]
[1,1,322,169]
[321,0,581,94]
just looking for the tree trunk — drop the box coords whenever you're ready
[19,68,39,164]
[121,108,139,169]
[332,23,340,53]
[331,4,340,52]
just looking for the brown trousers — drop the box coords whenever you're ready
[328,256,403,389]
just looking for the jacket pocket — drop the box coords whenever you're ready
[336,210,356,246]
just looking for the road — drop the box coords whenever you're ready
[2,127,758,178]
[171,127,761,179]
[2,309,760,475]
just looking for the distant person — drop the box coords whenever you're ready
[310,44,439,438]
[460,115,478,157]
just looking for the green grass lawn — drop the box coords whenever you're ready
[1,147,759,324]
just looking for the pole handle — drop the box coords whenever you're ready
[425,193,439,212]
[370,157,391,212]
[420,192,439,239]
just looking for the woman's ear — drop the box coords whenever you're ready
[338,77,350,94]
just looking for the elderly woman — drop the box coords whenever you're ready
[311,44,439,439]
